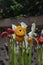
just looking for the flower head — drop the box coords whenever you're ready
[7,28,14,34]
[14,26,26,37]
[28,23,36,38]
[37,29,43,44]
[27,37,33,43]
[37,34,43,44]
[14,26,26,42]
[12,22,27,42]
[1,31,8,38]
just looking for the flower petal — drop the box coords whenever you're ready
[1,32,8,38]
[12,24,16,30]
[28,32,32,38]
[20,22,27,28]
[31,23,36,32]
[28,23,36,38]
[7,28,14,34]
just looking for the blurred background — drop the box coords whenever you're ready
[0,0,43,19]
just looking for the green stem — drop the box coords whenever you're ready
[22,43,24,65]
[11,40,14,65]
[18,43,22,65]
[37,46,42,65]
[7,38,11,65]
[25,48,28,65]
[18,42,24,65]
[42,44,43,65]
[24,41,28,65]
[29,43,32,65]
[11,39,17,65]
[40,47,42,65]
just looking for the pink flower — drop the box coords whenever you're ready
[1,32,8,38]
[7,28,14,34]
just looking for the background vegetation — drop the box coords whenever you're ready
[0,0,43,19]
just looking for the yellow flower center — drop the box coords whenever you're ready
[14,26,26,37]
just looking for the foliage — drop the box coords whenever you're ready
[0,0,43,19]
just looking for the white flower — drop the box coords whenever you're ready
[20,22,27,28]
[28,23,36,38]
[28,32,37,37]
[31,23,36,33]
[28,32,32,38]
[12,24,16,30]
[12,22,27,30]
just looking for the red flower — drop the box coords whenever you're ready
[7,28,14,34]
[1,32,8,38]
[37,35,43,44]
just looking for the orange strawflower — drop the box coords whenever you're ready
[14,26,26,36]
[14,26,26,42]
